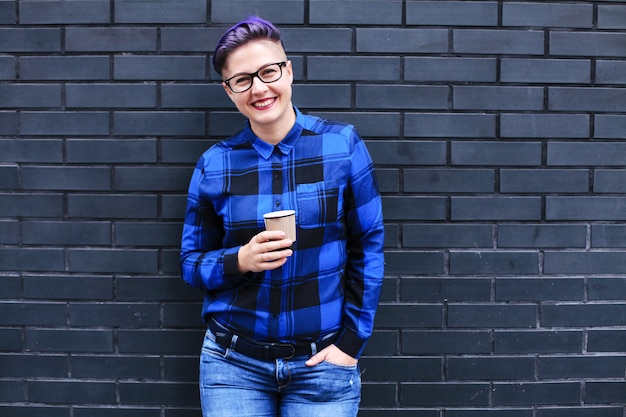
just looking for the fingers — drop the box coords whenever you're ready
[238,231,293,274]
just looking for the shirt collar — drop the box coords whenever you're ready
[245,107,304,159]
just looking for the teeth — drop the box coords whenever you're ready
[254,98,274,108]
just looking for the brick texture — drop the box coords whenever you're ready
[1,1,625,416]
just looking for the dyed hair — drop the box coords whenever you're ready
[213,16,284,76]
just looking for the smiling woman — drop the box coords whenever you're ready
[179,15,384,417]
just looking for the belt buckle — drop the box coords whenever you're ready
[267,342,295,359]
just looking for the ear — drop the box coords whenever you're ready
[285,60,293,83]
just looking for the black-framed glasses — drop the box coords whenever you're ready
[224,62,287,93]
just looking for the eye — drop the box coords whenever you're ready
[233,75,251,85]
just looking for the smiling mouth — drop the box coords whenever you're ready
[253,97,275,109]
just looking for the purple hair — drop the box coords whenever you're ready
[213,16,284,76]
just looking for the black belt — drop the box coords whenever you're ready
[208,319,338,361]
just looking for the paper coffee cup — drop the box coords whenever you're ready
[263,210,296,241]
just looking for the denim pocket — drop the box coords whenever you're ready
[201,329,228,358]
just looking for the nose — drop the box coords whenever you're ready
[250,75,268,93]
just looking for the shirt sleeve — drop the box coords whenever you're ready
[334,128,385,359]
[179,155,253,291]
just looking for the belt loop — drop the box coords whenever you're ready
[229,334,238,350]
[310,342,318,356]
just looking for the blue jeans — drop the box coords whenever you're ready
[199,328,361,417]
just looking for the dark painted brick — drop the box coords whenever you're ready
[493,382,580,406]
[29,381,115,405]
[0,406,69,417]
[0,193,63,217]
[20,56,109,80]
[402,278,491,302]
[116,277,199,302]
[0,84,61,108]
[0,380,22,402]
[454,29,544,55]
[309,57,400,81]
[594,169,626,193]
[114,0,206,24]
[448,357,535,381]
[0,329,22,351]
[587,330,626,353]
[313,112,401,138]
[363,330,397,356]
[20,0,109,24]
[23,221,110,245]
[403,225,492,248]
[114,56,206,80]
[0,274,20,298]
[115,222,181,247]
[452,197,542,221]
[402,331,491,354]
[282,28,351,53]
[0,28,61,52]
[405,169,494,193]
[70,303,160,327]
[539,356,626,379]
[367,141,446,165]
[21,166,110,191]
[0,1,15,24]
[357,85,448,109]
[386,249,433,274]
[589,278,626,300]
[501,114,589,138]
[74,409,159,417]
[360,357,441,381]
[0,248,65,272]
[120,381,198,406]
[0,220,18,244]
[542,304,626,327]
[68,248,158,274]
[114,167,190,191]
[211,0,304,24]
[309,0,402,25]
[496,278,584,301]
[538,409,623,417]
[163,357,198,381]
[405,57,497,82]
[453,141,542,166]
[118,329,203,354]
[448,304,536,328]
[0,139,62,162]
[598,4,626,29]
[545,251,626,274]
[161,194,187,220]
[400,383,490,407]
[595,114,626,139]
[113,112,205,136]
[26,328,113,353]
[406,114,496,138]
[66,27,156,52]
[0,302,65,326]
[547,197,626,221]
[66,139,157,164]
[356,28,448,53]
[0,112,16,135]
[454,86,544,111]
[550,32,626,57]
[585,382,626,405]
[407,1,497,26]
[450,251,539,275]
[161,27,223,52]
[592,225,626,248]
[502,58,590,84]
[292,84,351,109]
[498,224,587,248]
[67,84,157,108]
[383,196,447,221]
[503,2,592,28]
[548,142,626,166]
[447,411,532,417]
[161,84,229,109]
[549,87,626,112]
[21,111,109,136]
[501,169,589,193]
[0,56,15,79]
[0,354,67,378]
[67,194,157,219]
[161,139,213,164]
[0,165,17,189]
[374,304,442,328]
[23,275,113,300]
[162,302,201,327]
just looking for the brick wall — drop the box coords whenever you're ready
[1,1,625,416]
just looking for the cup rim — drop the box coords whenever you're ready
[263,209,295,219]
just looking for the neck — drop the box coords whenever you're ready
[251,107,296,145]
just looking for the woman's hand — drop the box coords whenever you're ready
[305,344,358,367]
[238,230,293,274]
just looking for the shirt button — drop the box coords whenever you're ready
[275,201,281,207]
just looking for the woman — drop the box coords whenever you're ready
[180,16,384,417]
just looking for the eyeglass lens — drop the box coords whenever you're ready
[227,62,284,93]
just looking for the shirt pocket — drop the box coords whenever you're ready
[296,181,340,229]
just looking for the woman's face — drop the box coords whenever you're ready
[221,39,294,140]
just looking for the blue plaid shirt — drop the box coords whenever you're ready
[180,107,384,358]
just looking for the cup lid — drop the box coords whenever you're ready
[263,209,295,219]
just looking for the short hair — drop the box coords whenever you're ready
[213,16,284,76]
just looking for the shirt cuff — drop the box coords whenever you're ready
[334,328,367,359]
